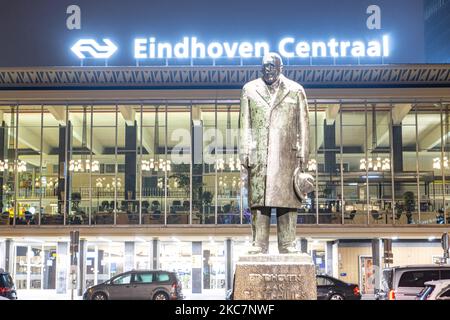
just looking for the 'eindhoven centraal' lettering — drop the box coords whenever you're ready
[134,35,390,59]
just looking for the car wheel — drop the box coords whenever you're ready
[92,292,107,300]
[153,292,169,300]
[329,294,344,300]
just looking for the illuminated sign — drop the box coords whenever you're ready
[134,37,270,59]
[278,35,390,58]
[134,35,390,59]
[71,35,390,60]
[71,39,118,59]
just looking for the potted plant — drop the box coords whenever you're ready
[403,191,415,224]
[201,191,213,213]
[71,192,82,211]
[394,201,403,220]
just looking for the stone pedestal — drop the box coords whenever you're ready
[233,253,317,300]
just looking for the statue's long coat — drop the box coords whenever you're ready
[239,74,310,209]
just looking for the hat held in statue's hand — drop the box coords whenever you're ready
[293,167,315,200]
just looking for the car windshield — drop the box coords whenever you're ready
[417,285,434,300]
[437,286,450,299]
[0,274,13,287]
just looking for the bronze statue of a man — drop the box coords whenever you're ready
[239,52,311,254]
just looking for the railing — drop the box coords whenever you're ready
[432,184,450,196]
[13,187,206,199]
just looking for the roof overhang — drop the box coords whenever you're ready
[0,64,449,90]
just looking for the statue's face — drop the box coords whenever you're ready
[262,53,283,85]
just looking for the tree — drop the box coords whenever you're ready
[169,164,205,213]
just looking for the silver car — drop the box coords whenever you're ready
[83,270,183,300]
[416,280,450,300]
[377,264,450,300]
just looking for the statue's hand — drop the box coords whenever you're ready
[293,169,315,200]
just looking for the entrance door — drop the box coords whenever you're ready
[14,244,45,290]
[85,245,97,288]
[14,246,28,289]
[43,247,57,289]
[29,245,43,289]
[202,244,225,290]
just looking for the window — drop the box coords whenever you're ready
[2,101,448,227]
[157,273,170,282]
[382,269,393,291]
[438,288,450,298]
[317,163,349,173]
[134,273,154,284]
[0,274,13,287]
[418,285,434,300]
[398,270,440,288]
[316,277,333,286]
[6,275,13,287]
[440,270,450,280]
[103,164,116,174]
[112,274,131,285]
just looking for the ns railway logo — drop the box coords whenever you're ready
[71,39,118,59]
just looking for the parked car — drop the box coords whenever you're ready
[416,280,450,300]
[83,270,183,300]
[226,274,360,300]
[316,275,361,300]
[377,264,450,300]
[0,268,17,300]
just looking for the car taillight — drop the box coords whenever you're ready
[0,287,11,294]
[388,290,396,300]
[170,282,178,298]
[353,286,360,296]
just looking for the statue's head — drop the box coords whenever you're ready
[261,52,283,85]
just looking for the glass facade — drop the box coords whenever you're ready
[0,101,449,227]
[13,242,57,290]
[8,239,228,292]
[3,237,445,297]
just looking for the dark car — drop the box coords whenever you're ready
[316,275,361,300]
[0,268,17,300]
[83,270,183,300]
